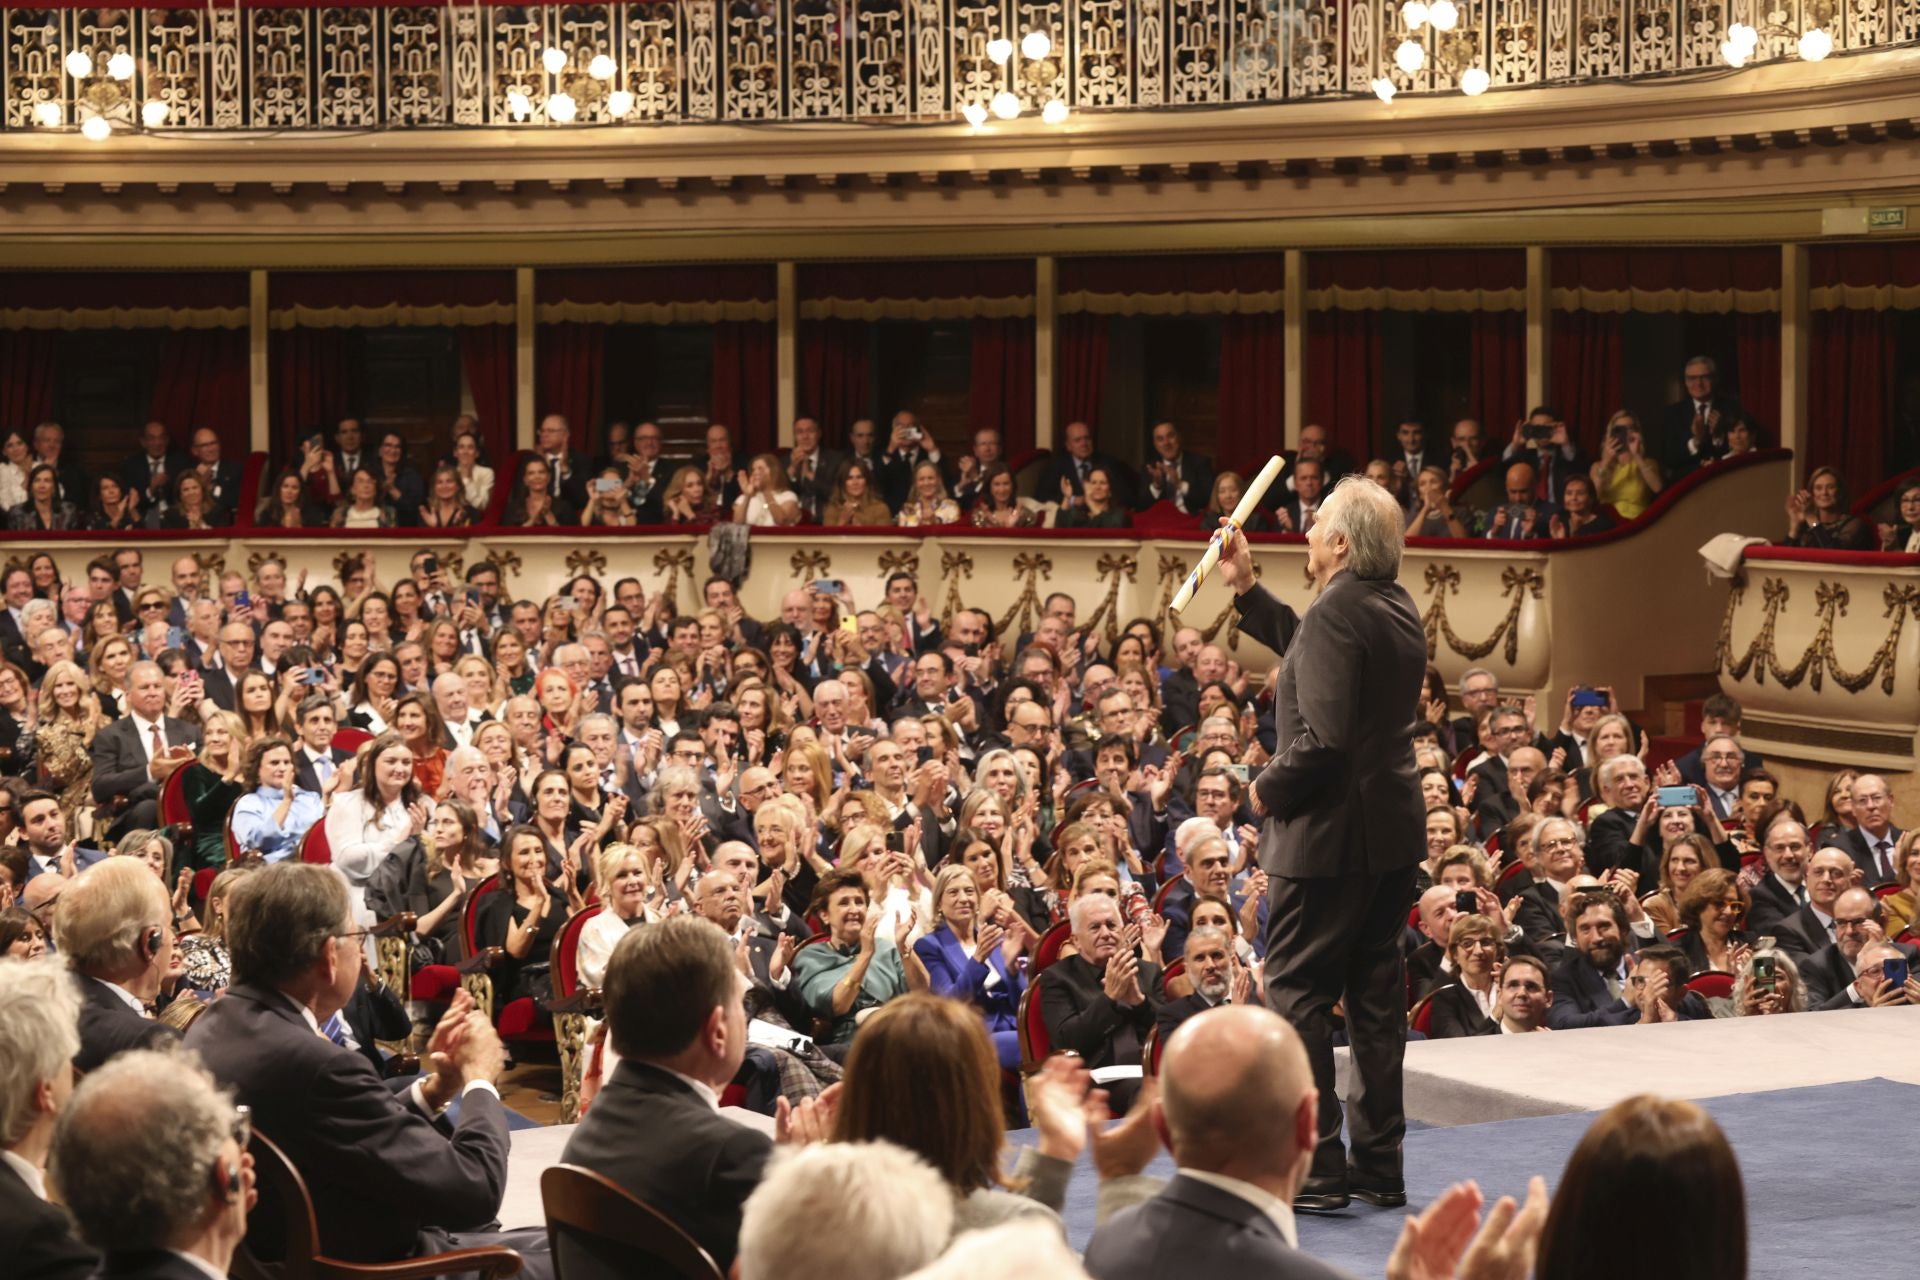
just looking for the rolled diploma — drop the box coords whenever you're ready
[1170,454,1286,614]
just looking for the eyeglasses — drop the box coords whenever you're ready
[1539,837,1579,851]
[1834,916,1875,929]
[1702,752,1742,764]
[138,600,167,612]
[231,1104,253,1152]
[1458,938,1500,952]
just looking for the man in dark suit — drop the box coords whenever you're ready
[1546,889,1646,1029]
[1154,927,1263,1042]
[620,421,669,523]
[30,422,88,511]
[1497,408,1584,506]
[291,696,352,796]
[691,422,744,513]
[1041,419,1134,509]
[1657,355,1743,478]
[1823,772,1903,886]
[186,428,243,523]
[55,859,180,1071]
[0,565,34,672]
[561,915,777,1277]
[1278,423,1355,500]
[1746,818,1814,945]
[186,863,546,1275]
[0,954,99,1280]
[1039,895,1164,1115]
[1273,457,1330,536]
[1084,1005,1359,1280]
[118,421,193,513]
[535,412,596,512]
[1218,478,1420,1211]
[1671,694,1764,788]
[786,416,844,522]
[196,621,258,714]
[1802,889,1919,1009]
[90,662,201,840]
[1137,420,1214,514]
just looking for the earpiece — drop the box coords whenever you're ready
[140,926,163,961]
[216,1157,241,1201]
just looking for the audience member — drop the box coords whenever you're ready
[55,858,179,1070]
[0,955,97,1280]
[1781,466,1869,549]
[1038,894,1163,1113]
[737,1143,951,1280]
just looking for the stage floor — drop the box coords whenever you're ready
[1338,1004,1920,1127]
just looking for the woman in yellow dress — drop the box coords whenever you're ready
[1589,410,1664,520]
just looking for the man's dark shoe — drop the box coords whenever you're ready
[1293,1176,1351,1212]
[1349,1174,1407,1208]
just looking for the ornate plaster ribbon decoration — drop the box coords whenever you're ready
[789,550,833,581]
[1717,578,1920,695]
[939,550,974,634]
[565,549,609,577]
[1421,563,1543,666]
[1081,554,1139,649]
[991,552,1053,642]
[652,547,696,618]
[878,549,920,580]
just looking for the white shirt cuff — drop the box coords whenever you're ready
[1631,918,1655,938]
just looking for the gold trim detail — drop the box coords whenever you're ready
[1059,289,1284,316]
[939,551,974,633]
[797,295,1034,321]
[535,299,778,325]
[1303,286,1525,313]
[1548,286,1780,314]
[652,547,696,617]
[1083,554,1139,648]
[1809,283,1920,312]
[1716,577,1920,695]
[991,552,1054,642]
[267,303,516,329]
[0,306,248,331]
[1421,564,1542,665]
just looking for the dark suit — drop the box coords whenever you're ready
[1039,953,1165,1113]
[1425,982,1501,1038]
[1405,939,1445,1000]
[192,461,243,521]
[1545,947,1642,1029]
[558,1060,771,1276]
[536,449,595,511]
[1153,988,1263,1043]
[184,983,517,1267]
[1746,872,1807,942]
[119,448,193,508]
[1511,881,1571,956]
[90,714,201,837]
[1803,940,1920,1009]
[789,448,845,520]
[91,1251,211,1280]
[1657,396,1743,478]
[74,975,176,1072]
[1138,453,1215,513]
[197,664,241,714]
[293,744,353,796]
[1042,450,1135,508]
[1827,825,1903,887]
[1672,743,1764,790]
[1586,806,1655,879]
[1158,669,1201,737]
[1245,569,1421,1184]
[0,1158,97,1280]
[1085,1173,1356,1280]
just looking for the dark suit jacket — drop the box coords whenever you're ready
[1827,825,1903,886]
[1672,743,1764,790]
[118,448,194,506]
[1042,450,1135,508]
[1084,1173,1357,1280]
[1511,881,1571,955]
[1159,669,1201,736]
[293,744,354,795]
[1803,940,1920,1009]
[1426,982,1502,1038]
[74,975,176,1072]
[197,664,241,714]
[0,1159,97,1280]
[1247,573,1423,879]
[1658,397,1743,477]
[1746,872,1806,942]
[1039,953,1164,1074]
[1406,939,1446,999]
[184,983,511,1264]
[1138,453,1215,513]
[558,1060,771,1276]
[93,1251,211,1280]
[789,447,845,518]
[89,714,202,807]
[1545,946,1642,1029]
[1153,989,1263,1043]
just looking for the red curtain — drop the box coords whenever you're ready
[0,330,58,430]
[458,324,515,465]
[711,320,776,454]
[1808,309,1894,497]
[1469,311,1527,439]
[270,328,348,454]
[799,318,871,441]
[1216,312,1285,475]
[1304,310,1380,462]
[150,328,249,457]
[1547,311,1622,455]
[1055,314,1108,436]
[535,323,604,451]
[1734,313,1781,442]
[969,317,1036,455]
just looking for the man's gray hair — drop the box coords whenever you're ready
[1535,816,1583,849]
[576,713,615,737]
[1069,891,1120,935]
[50,1049,234,1252]
[1320,476,1405,580]
[54,858,167,974]
[903,1219,1092,1280]
[1461,666,1496,689]
[19,598,54,629]
[1685,354,1718,375]
[1853,940,1902,978]
[1596,754,1646,793]
[1174,816,1218,857]
[0,957,81,1146]
[648,762,703,813]
[1187,927,1231,960]
[738,1142,952,1280]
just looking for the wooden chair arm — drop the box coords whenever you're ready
[456,947,505,975]
[371,912,418,937]
[311,1244,524,1280]
[544,987,602,1016]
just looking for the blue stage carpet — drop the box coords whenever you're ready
[1039,1078,1919,1278]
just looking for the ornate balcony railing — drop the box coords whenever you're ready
[3,0,1914,135]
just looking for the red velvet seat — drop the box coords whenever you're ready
[1408,987,1443,1035]
[297,820,332,865]
[332,727,373,752]
[459,877,555,1048]
[1030,921,1072,973]
[159,765,194,830]
[1684,971,1735,1000]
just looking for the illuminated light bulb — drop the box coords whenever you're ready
[588,53,616,80]
[1394,38,1426,73]
[107,52,135,81]
[81,114,111,141]
[1041,97,1068,124]
[1460,65,1490,95]
[1400,1,1428,30]
[990,90,1021,119]
[506,90,532,120]
[1427,0,1458,31]
[64,49,93,78]
[546,91,577,122]
[541,45,568,74]
[607,89,634,118]
[1021,30,1051,60]
[1798,27,1832,61]
[1728,22,1759,52]
[141,98,169,127]
[1719,38,1748,67]
[32,100,61,127]
[961,101,988,128]
[1371,77,1397,102]
[987,37,1013,65]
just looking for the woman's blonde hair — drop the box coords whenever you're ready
[930,864,977,927]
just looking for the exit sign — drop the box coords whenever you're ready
[1869,206,1907,230]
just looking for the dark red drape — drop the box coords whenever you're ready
[1304,310,1380,462]
[968,317,1036,455]
[535,323,605,451]
[1547,311,1622,455]
[1469,311,1527,439]
[271,328,347,454]
[1055,314,1108,436]
[0,330,59,430]
[150,328,249,458]
[1734,313,1781,441]
[458,325,515,466]
[1216,312,1285,475]
[1808,309,1894,498]
[711,320,776,454]
[799,318,871,441]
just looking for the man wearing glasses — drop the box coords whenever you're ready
[1803,888,1920,1008]
[1468,710,1542,837]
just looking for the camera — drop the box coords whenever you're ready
[421,555,439,576]
[1521,422,1552,445]
[1455,890,1478,915]
[595,477,621,495]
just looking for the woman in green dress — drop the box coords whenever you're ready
[177,709,248,871]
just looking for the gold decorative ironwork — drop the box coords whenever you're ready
[1155,553,1189,622]
[990,552,1054,641]
[1717,577,1920,695]
[878,548,920,579]
[789,550,832,580]
[245,550,286,578]
[652,546,696,616]
[1081,553,1138,647]
[565,549,609,576]
[938,550,975,632]
[194,551,225,580]
[486,549,524,581]
[1421,563,1543,665]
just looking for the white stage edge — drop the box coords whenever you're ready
[1336,1005,1920,1128]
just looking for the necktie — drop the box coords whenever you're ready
[150,722,165,758]
[1876,839,1893,881]
[1604,972,1624,1003]
[1795,883,1809,906]
[1076,460,1088,484]
[315,753,334,785]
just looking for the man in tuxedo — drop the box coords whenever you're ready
[622,420,668,523]
[1042,419,1133,509]
[535,412,595,511]
[119,420,192,514]
[1390,419,1428,507]
[1039,895,1164,1115]
[1585,754,1661,878]
[0,956,98,1280]
[56,858,180,1071]
[1161,643,1227,736]
[1155,927,1263,1041]
[186,864,546,1275]
[1138,420,1213,514]
[561,916,776,1276]
[186,428,242,523]
[1747,818,1815,946]
[1218,479,1420,1211]
[91,662,202,839]
[1658,355,1743,478]
[1802,889,1919,1008]
[1545,890,1646,1029]
[197,620,256,712]
[1825,773,1903,886]
[786,416,843,522]
[1084,1005,1355,1280]
[692,422,744,512]
[47,1050,253,1280]
[0,565,33,671]
[1469,735,1541,839]
[331,417,369,479]
[1498,407,1583,506]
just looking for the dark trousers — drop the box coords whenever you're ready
[1264,862,1419,1182]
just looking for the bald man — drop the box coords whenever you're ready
[1084,1006,1354,1280]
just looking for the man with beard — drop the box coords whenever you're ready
[1546,890,1644,1028]
[1155,927,1261,1040]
